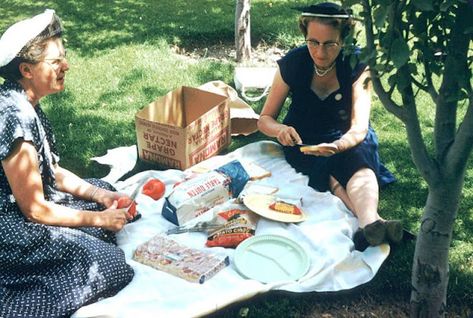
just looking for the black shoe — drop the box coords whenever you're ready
[353,228,370,252]
[384,220,403,244]
[363,220,386,246]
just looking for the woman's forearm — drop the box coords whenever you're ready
[257,114,286,138]
[334,126,368,152]
[25,199,102,227]
[54,165,100,201]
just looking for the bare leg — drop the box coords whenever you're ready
[345,168,380,228]
[329,176,355,212]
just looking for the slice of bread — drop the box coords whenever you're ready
[299,145,320,152]
[240,161,271,180]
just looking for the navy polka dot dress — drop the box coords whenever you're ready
[0,80,134,318]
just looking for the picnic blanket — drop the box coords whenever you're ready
[72,141,389,318]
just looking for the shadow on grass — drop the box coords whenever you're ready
[1,0,305,58]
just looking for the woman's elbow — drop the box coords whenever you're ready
[20,202,52,224]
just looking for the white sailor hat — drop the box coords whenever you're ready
[0,9,57,67]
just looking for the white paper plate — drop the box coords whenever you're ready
[243,193,306,223]
[234,234,310,283]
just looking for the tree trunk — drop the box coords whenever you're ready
[410,183,461,317]
[235,0,251,62]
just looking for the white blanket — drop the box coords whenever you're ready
[73,141,389,318]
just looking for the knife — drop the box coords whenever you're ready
[124,177,150,222]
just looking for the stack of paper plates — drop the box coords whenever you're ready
[234,234,310,283]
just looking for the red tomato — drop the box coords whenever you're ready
[117,197,137,217]
[142,178,166,200]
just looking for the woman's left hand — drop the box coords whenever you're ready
[301,143,338,157]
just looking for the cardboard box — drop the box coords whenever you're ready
[198,81,260,136]
[135,86,231,170]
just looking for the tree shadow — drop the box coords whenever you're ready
[1,0,308,59]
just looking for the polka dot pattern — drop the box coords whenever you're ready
[0,81,134,317]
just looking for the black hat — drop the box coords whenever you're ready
[295,2,352,19]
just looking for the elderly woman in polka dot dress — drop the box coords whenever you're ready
[257,2,403,251]
[0,10,134,318]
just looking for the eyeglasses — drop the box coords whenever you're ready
[40,50,68,70]
[305,40,340,51]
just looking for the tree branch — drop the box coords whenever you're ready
[411,76,429,92]
[449,93,473,175]
[361,0,406,121]
[398,65,438,184]
[422,55,439,101]
[436,3,472,167]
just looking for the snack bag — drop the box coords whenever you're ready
[206,204,259,248]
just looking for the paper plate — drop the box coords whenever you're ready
[243,193,306,223]
[234,234,310,283]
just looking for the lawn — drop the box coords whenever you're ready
[1,0,472,316]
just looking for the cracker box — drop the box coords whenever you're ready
[135,86,231,170]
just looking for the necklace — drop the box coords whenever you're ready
[314,62,336,77]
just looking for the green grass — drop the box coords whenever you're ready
[2,0,472,314]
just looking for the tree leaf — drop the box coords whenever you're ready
[391,38,410,68]
[359,47,377,64]
[440,0,455,12]
[464,26,473,35]
[412,0,435,11]
[376,0,392,7]
[373,5,388,28]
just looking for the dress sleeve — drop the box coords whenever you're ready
[0,103,38,161]
[277,52,295,87]
[277,46,309,88]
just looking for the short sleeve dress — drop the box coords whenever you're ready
[0,81,134,318]
[278,46,395,192]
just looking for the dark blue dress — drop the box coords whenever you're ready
[0,81,134,318]
[278,46,395,192]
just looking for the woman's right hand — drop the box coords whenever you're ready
[277,125,302,146]
[98,201,132,232]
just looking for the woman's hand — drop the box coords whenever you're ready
[301,143,338,157]
[277,125,302,146]
[98,200,133,232]
[93,188,130,209]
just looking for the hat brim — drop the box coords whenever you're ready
[0,9,56,68]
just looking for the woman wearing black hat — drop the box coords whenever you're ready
[0,10,134,318]
[258,2,402,251]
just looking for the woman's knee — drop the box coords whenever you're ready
[348,168,379,189]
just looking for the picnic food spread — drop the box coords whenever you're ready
[134,159,309,284]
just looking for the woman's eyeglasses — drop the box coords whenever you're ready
[40,50,67,70]
[305,39,340,51]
